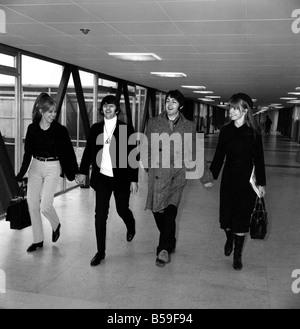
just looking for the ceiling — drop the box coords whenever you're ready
[1,0,300,110]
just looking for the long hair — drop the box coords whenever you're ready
[99,95,120,115]
[228,93,261,136]
[32,92,56,123]
[165,89,185,110]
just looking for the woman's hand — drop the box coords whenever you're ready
[75,174,86,185]
[203,182,213,190]
[258,186,266,198]
[130,182,139,194]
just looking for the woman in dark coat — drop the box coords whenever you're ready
[16,92,78,252]
[209,93,266,270]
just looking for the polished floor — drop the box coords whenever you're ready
[0,131,300,309]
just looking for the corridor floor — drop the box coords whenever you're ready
[0,132,300,309]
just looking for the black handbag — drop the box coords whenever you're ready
[6,182,31,230]
[250,197,268,239]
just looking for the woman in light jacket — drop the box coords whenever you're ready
[16,92,78,252]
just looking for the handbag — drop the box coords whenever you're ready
[249,196,268,239]
[6,182,31,230]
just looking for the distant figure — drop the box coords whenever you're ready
[264,115,272,136]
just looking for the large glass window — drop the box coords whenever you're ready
[0,74,16,169]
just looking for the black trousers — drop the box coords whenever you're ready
[95,173,135,256]
[153,205,177,255]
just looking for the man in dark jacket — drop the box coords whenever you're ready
[76,95,139,266]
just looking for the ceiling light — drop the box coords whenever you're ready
[109,53,161,61]
[151,72,187,78]
[198,98,214,102]
[181,85,206,89]
[193,91,213,94]
[287,100,300,103]
[280,97,297,100]
[295,87,300,90]
[206,95,221,99]
[270,103,282,106]
[252,99,257,102]
[288,92,300,95]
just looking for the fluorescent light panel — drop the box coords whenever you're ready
[151,72,187,78]
[198,98,214,102]
[181,85,206,89]
[109,52,161,61]
[193,91,213,94]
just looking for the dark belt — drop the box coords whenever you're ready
[34,156,59,162]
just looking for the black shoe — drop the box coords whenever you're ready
[90,253,105,266]
[52,223,61,243]
[27,241,43,252]
[126,230,135,242]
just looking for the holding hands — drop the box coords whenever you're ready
[75,173,86,186]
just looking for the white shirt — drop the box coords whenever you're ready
[100,116,117,177]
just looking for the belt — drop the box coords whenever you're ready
[34,156,59,162]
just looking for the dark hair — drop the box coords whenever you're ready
[228,93,260,135]
[165,89,185,109]
[99,95,120,115]
[32,92,56,123]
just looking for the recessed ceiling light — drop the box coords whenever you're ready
[206,95,221,99]
[295,87,300,90]
[287,100,300,103]
[193,91,213,94]
[252,99,257,102]
[151,72,187,78]
[198,98,214,102]
[109,53,161,61]
[288,92,300,95]
[181,85,206,89]
[270,103,282,106]
[280,97,297,100]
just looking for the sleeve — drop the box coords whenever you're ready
[209,128,226,180]
[127,124,139,183]
[79,125,95,175]
[140,118,153,173]
[58,126,78,181]
[253,133,266,186]
[16,126,34,181]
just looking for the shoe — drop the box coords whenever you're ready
[52,223,61,243]
[90,253,105,266]
[155,250,170,267]
[126,230,135,242]
[27,241,43,252]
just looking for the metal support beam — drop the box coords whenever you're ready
[56,65,71,119]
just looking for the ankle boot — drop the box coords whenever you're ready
[233,235,245,270]
[224,230,234,256]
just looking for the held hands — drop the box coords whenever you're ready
[130,182,139,194]
[258,186,266,198]
[203,182,213,190]
[75,174,86,186]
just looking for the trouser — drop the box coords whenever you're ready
[27,158,61,243]
[95,173,135,256]
[153,205,177,255]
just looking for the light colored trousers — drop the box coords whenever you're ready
[27,158,61,243]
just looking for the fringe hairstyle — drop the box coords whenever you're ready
[32,92,56,123]
[228,93,261,136]
[165,89,185,109]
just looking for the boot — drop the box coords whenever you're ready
[233,235,245,270]
[224,230,234,256]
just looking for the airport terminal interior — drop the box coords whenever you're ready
[0,131,300,309]
[1,1,300,310]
